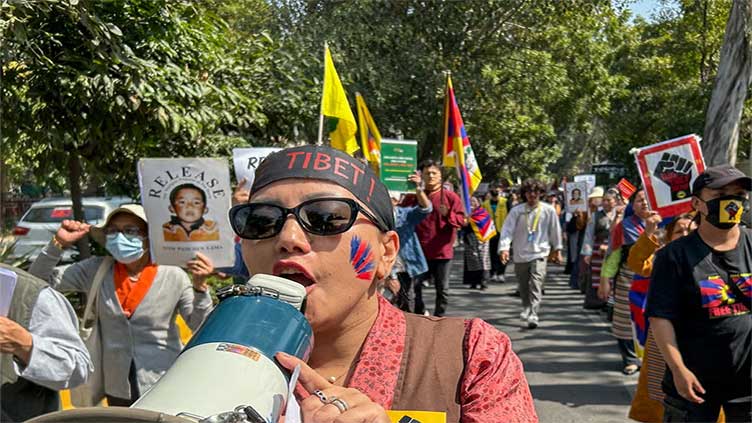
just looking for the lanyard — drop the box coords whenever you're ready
[526,205,543,235]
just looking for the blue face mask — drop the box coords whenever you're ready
[105,233,146,264]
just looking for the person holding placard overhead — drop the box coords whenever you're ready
[499,179,563,329]
[28,204,212,406]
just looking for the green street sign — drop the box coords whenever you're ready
[380,139,418,193]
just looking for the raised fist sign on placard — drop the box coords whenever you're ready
[653,152,693,201]
[634,134,705,217]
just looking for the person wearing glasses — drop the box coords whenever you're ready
[28,204,212,406]
[229,145,536,422]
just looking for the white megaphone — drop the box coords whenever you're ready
[28,275,312,423]
[130,274,313,422]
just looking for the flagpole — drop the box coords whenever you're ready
[317,114,324,145]
[440,70,451,209]
[318,42,328,145]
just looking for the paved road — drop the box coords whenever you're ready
[421,250,637,422]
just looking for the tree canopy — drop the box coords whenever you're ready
[2,0,748,199]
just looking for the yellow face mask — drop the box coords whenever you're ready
[719,198,744,224]
[704,195,747,229]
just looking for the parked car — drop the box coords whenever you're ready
[11,196,134,262]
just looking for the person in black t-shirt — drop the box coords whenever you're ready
[647,164,752,422]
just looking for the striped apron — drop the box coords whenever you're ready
[612,264,635,340]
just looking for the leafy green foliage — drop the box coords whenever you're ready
[2,0,267,197]
[265,0,672,180]
[604,0,734,176]
[2,0,746,201]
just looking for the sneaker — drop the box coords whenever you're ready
[527,315,539,329]
[497,275,506,283]
[519,308,531,321]
[622,364,640,375]
[423,310,430,316]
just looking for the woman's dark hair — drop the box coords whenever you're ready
[666,212,696,239]
[419,159,441,172]
[519,179,545,199]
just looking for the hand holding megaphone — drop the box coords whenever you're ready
[129,274,313,422]
[275,352,390,423]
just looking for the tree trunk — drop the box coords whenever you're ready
[702,0,752,166]
[67,149,91,259]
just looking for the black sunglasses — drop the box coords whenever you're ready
[229,197,387,240]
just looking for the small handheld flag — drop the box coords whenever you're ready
[616,178,637,201]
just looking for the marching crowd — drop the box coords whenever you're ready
[1,144,750,423]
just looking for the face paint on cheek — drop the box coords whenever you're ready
[350,236,375,281]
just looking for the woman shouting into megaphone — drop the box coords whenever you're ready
[231,145,537,423]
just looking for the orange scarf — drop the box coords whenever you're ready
[113,262,158,318]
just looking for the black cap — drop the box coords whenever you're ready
[692,164,752,195]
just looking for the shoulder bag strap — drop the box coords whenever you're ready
[81,257,113,329]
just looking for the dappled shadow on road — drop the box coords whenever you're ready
[522,357,622,374]
[424,251,635,421]
[531,383,633,407]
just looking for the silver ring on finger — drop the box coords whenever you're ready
[330,397,349,413]
[313,389,328,404]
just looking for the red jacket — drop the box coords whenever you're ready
[414,188,465,260]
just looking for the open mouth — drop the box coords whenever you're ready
[272,261,316,291]
[280,273,315,287]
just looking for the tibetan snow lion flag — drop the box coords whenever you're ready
[632,134,706,218]
[629,274,650,358]
[470,207,497,242]
[442,75,482,214]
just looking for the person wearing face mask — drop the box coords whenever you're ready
[646,165,752,422]
[28,204,213,406]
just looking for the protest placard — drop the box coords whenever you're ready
[565,181,589,213]
[0,267,17,317]
[632,134,705,217]
[380,139,418,193]
[232,147,281,189]
[138,158,234,267]
[574,174,596,193]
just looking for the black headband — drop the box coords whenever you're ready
[251,145,395,231]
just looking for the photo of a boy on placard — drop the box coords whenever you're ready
[162,183,219,242]
[565,181,589,213]
[569,188,584,206]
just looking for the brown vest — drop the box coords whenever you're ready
[390,313,467,422]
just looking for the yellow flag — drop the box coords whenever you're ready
[322,46,358,154]
[356,93,382,170]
